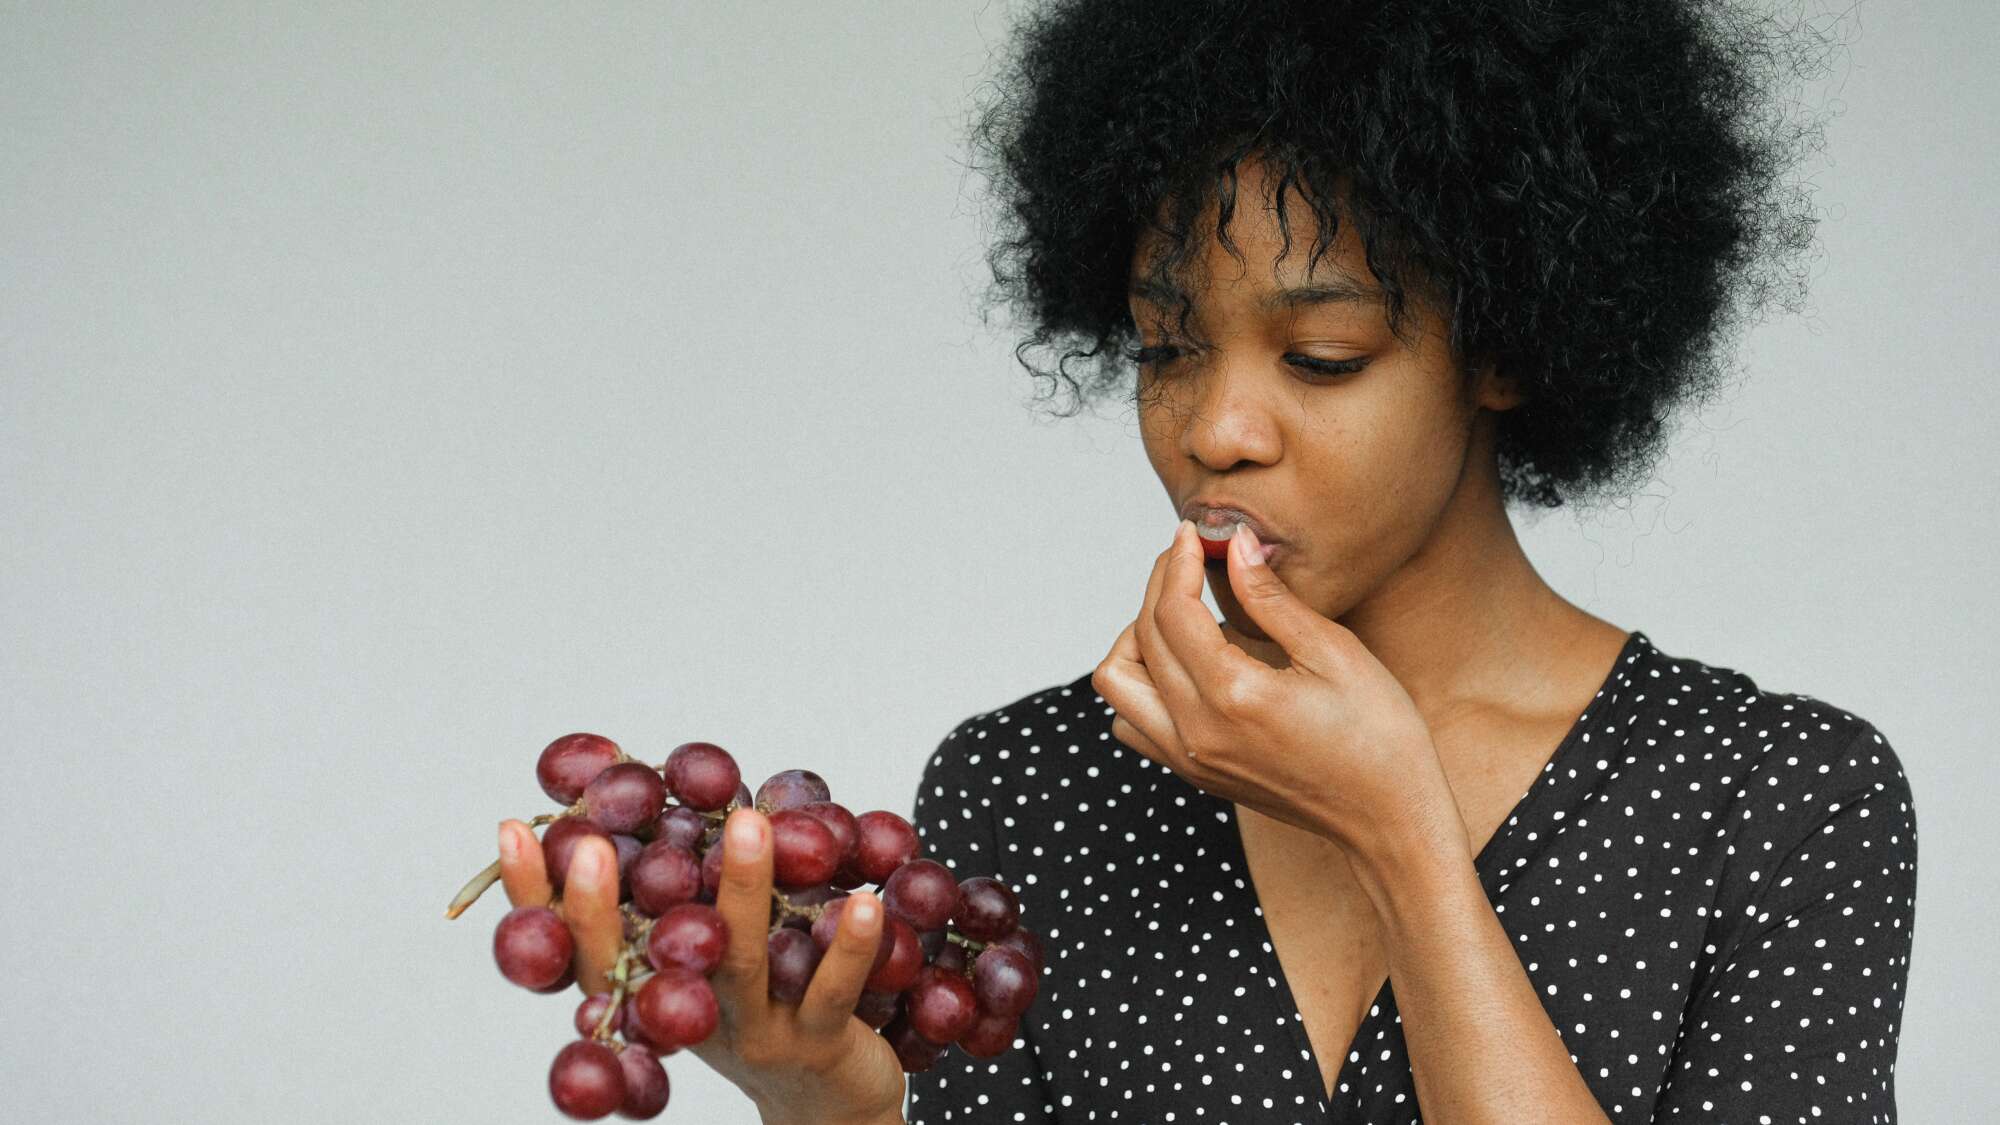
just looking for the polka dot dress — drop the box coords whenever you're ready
[901,630,1917,1123]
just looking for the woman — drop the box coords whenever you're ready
[499,1,1916,1121]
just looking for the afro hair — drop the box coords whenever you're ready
[963,0,1845,510]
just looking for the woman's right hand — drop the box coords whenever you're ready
[496,808,908,1125]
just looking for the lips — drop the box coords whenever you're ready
[1179,498,1287,565]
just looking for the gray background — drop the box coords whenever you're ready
[3,2,1991,1121]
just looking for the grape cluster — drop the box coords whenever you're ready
[447,733,1044,1120]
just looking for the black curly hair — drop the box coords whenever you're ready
[963,0,1845,510]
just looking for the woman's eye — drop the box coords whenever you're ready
[1126,344,1367,380]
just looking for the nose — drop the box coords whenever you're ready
[1173,355,1282,470]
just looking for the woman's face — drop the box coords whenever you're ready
[1130,159,1523,665]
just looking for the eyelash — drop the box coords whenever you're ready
[1126,344,1367,379]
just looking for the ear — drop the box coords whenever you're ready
[1469,357,1528,412]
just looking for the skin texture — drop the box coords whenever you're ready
[1091,155,1629,1121]
[497,811,907,1125]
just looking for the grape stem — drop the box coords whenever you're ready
[593,944,644,1043]
[441,811,563,919]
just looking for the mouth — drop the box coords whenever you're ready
[1181,498,1287,567]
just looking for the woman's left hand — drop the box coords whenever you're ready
[1091,519,1468,864]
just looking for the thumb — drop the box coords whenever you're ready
[1226,525,1322,654]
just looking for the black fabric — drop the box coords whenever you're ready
[902,630,1917,1124]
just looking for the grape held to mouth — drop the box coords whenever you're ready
[446,731,1044,1120]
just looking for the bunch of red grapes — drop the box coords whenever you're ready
[446,733,1045,1120]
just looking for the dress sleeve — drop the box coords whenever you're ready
[1651,721,1918,1122]
[902,718,1057,1124]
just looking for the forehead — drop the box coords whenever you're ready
[1128,161,1381,309]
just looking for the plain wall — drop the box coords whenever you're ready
[4,1,1993,1121]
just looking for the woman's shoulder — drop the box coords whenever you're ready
[1617,630,1915,826]
[917,668,1106,787]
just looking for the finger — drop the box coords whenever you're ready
[562,836,623,995]
[709,809,773,1005]
[1155,521,1262,696]
[1095,618,1175,768]
[499,820,553,908]
[795,891,884,1038]
[1134,525,1201,734]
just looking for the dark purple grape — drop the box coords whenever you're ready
[549,1039,626,1119]
[956,1008,1019,1058]
[662,742,742,812]
[953,876,1020,942]
[990,927,1044,976]
[574,992,614,1038]
[755,768,830,813]
[906,964,978,1043]
[852,811,919,883]
[882,859,958,932]
[543,816,616,894]
[611,835,643,903]
[971,945,1038,1018]
[769,809,839,889]
[628,841,701,917]
[867,915,924,993]
[766,927,821,1004]
[883,1012,947,1073]
[632,967,719,1050]
[697,836,725,903]
[645,805,709,852]
[646,903,729,976]
[931,938,967,976]
[538,733,623,805]
[582,762,667,835]
[614,1043,670,1118]
[728,781,752,811]
[917,929,946,961]
[619,989,679,1056]
[495,906,574,991]
[855,988,902,1030]
[798,801,859,873]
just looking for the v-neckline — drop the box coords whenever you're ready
[1214,629,1647,1112]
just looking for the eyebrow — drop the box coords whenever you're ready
[1129,276,1380,312]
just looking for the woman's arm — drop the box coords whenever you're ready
[1345,824,1618,1124]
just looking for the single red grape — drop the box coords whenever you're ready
[953,876,1020,942]
[610,834,643,904]
[855,988,902,1030]
[614,1043,670,1119]
[755,768,830,812]
[646,902,729,976]
[989,926,1045,976]
[629,840,701,917]
[697,836,725,903]
[882,859,958,933]
[766,927,821,1004]
[970,945,1039,1018]
[644,805,708,851]
[543,816,616,894]
[538,733,623,805]
[956,1008,1019,1059]
[906,964,979,1044]
[866,915,924,993]
[529,961,579,994]
[549,1039,626,1120]
[930,938,967,976]
[852,811,920,884]
[662,742,741,812]
[632,966,720,1050]
[797,801,860,872]
[574,992,615,1038]
[619,990,680,1056]
[769,809,840,889]
[495,905,574,991]
[728,781,752,812]
[883,1012,947,1074]
[582,762,667,835]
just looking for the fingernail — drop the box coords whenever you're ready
[729,813,764,854]
[1232,522,1265,567]
[851,895,879,928]
[498,822,516,860]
